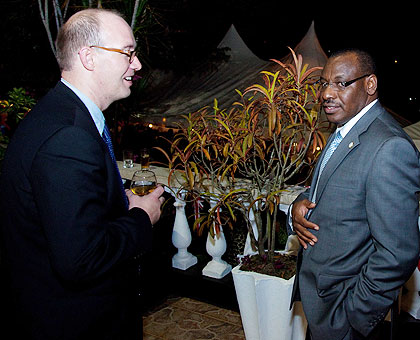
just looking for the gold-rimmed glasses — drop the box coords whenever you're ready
[90,45,137,63]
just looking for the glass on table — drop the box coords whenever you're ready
[139,147,150,169]
[130,170,157,196]
[123,149,134,168]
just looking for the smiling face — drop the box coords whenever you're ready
[93,12,142,110]
[321,52,378,126]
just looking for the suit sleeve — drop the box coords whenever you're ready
[344,136,420,335]
[30,126,153,284]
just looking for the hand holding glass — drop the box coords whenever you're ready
[130,170,157,196]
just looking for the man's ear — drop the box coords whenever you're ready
[78,47,95,71]
[366,74,378,96]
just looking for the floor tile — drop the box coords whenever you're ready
[143,297,245,340]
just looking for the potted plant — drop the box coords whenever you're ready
[157,48,325,339]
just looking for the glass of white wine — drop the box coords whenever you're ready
[130,170,157,196]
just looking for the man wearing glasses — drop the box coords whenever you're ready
[0,8,164,339]
[289,49,420,340]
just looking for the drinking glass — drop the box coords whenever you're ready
[139,147,150,169]
[130,170,157,196]
[123,149,134,168]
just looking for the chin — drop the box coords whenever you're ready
[326,113,348,126]
[326,115,341,125]
[117,89,131,101]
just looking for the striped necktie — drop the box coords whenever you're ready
[318,131,343,176]
[312,131,343,202]
[102,123,129,209]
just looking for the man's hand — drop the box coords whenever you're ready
[292,199,320,249]
[126,185,165,225]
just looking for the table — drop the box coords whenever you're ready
[117,161,306,204]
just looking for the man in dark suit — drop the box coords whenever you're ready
[290,49,420,339]
[0,8,164,339]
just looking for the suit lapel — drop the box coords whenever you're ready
[55,82,103,144]
[55,82,127,210]
[308,135,333,201]
[313,102,383,203]
[315,133,360,201]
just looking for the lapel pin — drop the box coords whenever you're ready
[348,141,354,148]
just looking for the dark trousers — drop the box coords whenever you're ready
[306,300,399,340]
[351,323,384,340]
[306,321,389,340]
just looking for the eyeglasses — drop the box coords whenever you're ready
[318,74,370,91]
[90,45,137,63]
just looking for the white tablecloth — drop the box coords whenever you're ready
[117,162,305,206]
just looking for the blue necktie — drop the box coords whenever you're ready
[102,124,129,209]
[312,131,343,202]
[318,131,343,176]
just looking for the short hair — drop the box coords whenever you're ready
[330,48,377,76]
[55,8,123,71]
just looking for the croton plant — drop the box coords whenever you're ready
[157,48,327,277]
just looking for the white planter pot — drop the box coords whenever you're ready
[401,267,420,319]
[232,265,307,340]
[400,217,420,319]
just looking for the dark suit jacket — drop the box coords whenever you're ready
[290,102,420,340]
[0,82,153,339]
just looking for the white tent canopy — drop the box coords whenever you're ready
[277,21,327,74]
[139,22,328,127]
[404,121,420,151]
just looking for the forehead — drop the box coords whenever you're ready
[322,53,360,80]
[100,13,136,48]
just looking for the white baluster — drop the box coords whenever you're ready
[243,202,259,256]
[171,190,197,270]
[202,199,232,278]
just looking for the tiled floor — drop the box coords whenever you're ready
[143,296,420,340]
[143,297,245,340]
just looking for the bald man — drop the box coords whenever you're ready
[0,9,163,339]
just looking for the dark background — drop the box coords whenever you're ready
[1,0,419,123]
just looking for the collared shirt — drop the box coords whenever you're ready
[311,99,378,202]
[60,78,105,135]
[336,99,378,138]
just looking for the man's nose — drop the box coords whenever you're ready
[131,56,142,71]
[321,85,336,101]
